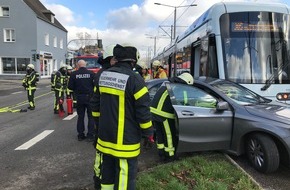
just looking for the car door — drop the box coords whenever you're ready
[165,82,234,153]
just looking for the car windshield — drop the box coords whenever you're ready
[212,81,268,105]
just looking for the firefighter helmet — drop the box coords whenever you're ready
[60,64,67,69]
[152,60,161,67]
[178,72,194,85]
[138,61,147,69]
[103,44,115,59]
[67,65,73,70]
[27,64,35,70]
[113,43,139,62]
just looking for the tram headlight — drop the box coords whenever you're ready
[276,93,290,100]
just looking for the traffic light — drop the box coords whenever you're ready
[31,53,36,61]
[36,54,40,59]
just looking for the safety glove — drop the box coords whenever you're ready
[143,135,155,149]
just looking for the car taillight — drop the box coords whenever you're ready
[276,93,290,100]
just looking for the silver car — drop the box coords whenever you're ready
[147,77,290,173]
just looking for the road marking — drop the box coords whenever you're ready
[63,111,77,120]
[3,91,53,110]
[11,91,23,95]
[15,130,54,150]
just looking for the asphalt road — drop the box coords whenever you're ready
[0,79,290,190]
[0,79,159,190]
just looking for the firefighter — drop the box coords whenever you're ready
[138,61,151,80]
[52,64,67,114]
[92,44,154,189]
[152,60,167,79]
[68,60,95,142]
[90,44,117,190]
[150,72,194,162]
[66,65,74,98]
[22,64,38,110]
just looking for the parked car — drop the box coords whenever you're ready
[145,78,167,100]
[146,77,290,173]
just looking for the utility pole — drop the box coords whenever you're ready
[154,3,197,40]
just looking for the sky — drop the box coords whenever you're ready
[40,0,290,59]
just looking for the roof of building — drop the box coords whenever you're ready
[23,0,67,32]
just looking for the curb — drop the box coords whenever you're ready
[224,153,264,190]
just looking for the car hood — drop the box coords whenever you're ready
[245,103,290,124]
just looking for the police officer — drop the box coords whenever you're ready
[68,60,95,141]
[22,64,38,110]
[150,72,194,162]
[52,64,67,114]
[92,44,154,189]
[90,44,117,190]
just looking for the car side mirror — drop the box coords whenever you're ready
[216,101,229,111]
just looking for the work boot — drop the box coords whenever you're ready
[93,175,101,190]
[86,134,95,143]
[78,134,86,141]
[27,106,35,110]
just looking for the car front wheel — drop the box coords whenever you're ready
[246,134,279,173]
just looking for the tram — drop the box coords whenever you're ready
[153,1,290,101]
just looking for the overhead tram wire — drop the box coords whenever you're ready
[156,0,198,42]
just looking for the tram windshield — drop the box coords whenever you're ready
[220,12,290,84]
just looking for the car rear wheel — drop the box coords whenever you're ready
[246,134,279,173]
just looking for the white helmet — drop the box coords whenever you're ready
[27,64,34,70]
[103,44,115,59]
[67,65,73,70]
[60,64,67,69]
[178,73,194,85]
[152,60,161,67]
[138,61,147,69]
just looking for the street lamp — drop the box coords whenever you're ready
[154,3,197,40]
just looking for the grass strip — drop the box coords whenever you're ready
[136,152,262,190]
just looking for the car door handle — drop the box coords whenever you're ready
[181,111,194,116]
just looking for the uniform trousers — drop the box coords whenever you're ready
[76,94,94,137]
[54,89,64,112]
[101,154,138,190]
[27,88,36,108]
[154,118,177,158]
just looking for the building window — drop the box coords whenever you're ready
[0,6,9,17]
[60,38,63,49]
[2,57,15,74]
[2,57,30,74]
[3,29,15,42]
[45,33,49,46]
[53,36,57,47]
[51,15,54,23]
[17,58,30,74]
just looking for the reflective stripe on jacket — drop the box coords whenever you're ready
[53,71,66,91]
[150,86,175,122]
[93,63,153,158]
[22,71,37,90]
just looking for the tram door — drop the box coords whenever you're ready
[191,41,201,78]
